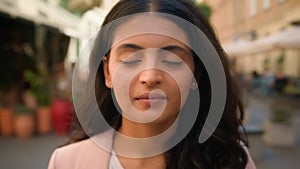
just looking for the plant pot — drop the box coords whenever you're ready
[263,120,296,147]
[51,99,73,135]
[14,114,35,139]
[0,108,14,137]
[37,107,52,135]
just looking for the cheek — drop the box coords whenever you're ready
[110,63,137,107]
[172,74,194,108]
[108,63,118,79]
[169,81,182,106]
[111,74,131,113]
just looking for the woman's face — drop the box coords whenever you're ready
[103,15,195,126]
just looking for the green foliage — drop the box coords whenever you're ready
[276,52,285,72]
[192,1,213,19]
[271,108,291,123]
[263,57,270,71]
[24,67,51,107]
[270,97,293,124]
[60,0,68,9]
[14,104,35,115]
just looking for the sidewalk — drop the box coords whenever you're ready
[245,91,300,169]
[0,134,66,169]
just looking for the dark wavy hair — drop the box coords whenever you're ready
[67,0,248,168]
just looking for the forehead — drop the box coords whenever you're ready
[112,13,190,47]
[111,34,189,51]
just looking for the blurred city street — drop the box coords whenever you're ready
[0,0,300,169]
[245,92,300,169]
[0,92,299,169]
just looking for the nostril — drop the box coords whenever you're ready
[141,80,160,86]
[139,69,163,86]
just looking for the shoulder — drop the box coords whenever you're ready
[48,138,112,169]
[49,139,96,161]
[240,142,257,169]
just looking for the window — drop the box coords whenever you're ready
[250,0,257,17]
[263,0,271,10]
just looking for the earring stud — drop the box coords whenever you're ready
[191,82,197,90]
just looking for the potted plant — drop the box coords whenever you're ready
[263,96,296,146]
[0,62,17,137]
[0,104,14,137]
[51,99,73,135]
[51,63,73,136]
[13,104,35,139]
[24,67,52,135]
[0,90,17,137]
[36,87,52,135]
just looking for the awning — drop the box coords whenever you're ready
[224,40,256,56]
[224,26,300,56]
[0,0,81,38]
[272,26,300,48]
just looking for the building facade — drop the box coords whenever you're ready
[209,0,300,77]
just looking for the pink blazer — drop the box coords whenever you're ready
[48,130,114,169]
[48,138,112,169]
[48,130,256,169]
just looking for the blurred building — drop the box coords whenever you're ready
[208,0,300,77]
[77,0,119,45]
[65,0,119,78]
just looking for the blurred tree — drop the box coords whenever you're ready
[61,0,102,16]
[60,0,68,9]
[191,0,213,19]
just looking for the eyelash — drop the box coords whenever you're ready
[120,60,183,66]
[161,60,183,65]
[120,60,142,65]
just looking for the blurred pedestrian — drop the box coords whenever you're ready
[262,69,275,96]
[274,71,288,93]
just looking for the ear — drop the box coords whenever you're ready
[103,56,112,88]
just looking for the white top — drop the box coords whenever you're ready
[109,150,124,169]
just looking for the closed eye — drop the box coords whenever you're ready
[161,60,183,65]
[120,60,142,65]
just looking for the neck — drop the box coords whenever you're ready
[114,118,168,169]
[113,116,177,158]
[118,118,171,138]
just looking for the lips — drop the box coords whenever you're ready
[135,93,166,107]
[136,93,166,100]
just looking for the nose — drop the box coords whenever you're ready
[139,68,163,87]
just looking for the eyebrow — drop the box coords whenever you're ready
[116,43,189,54]
[160,45,189,54]
[116,44,144,51]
